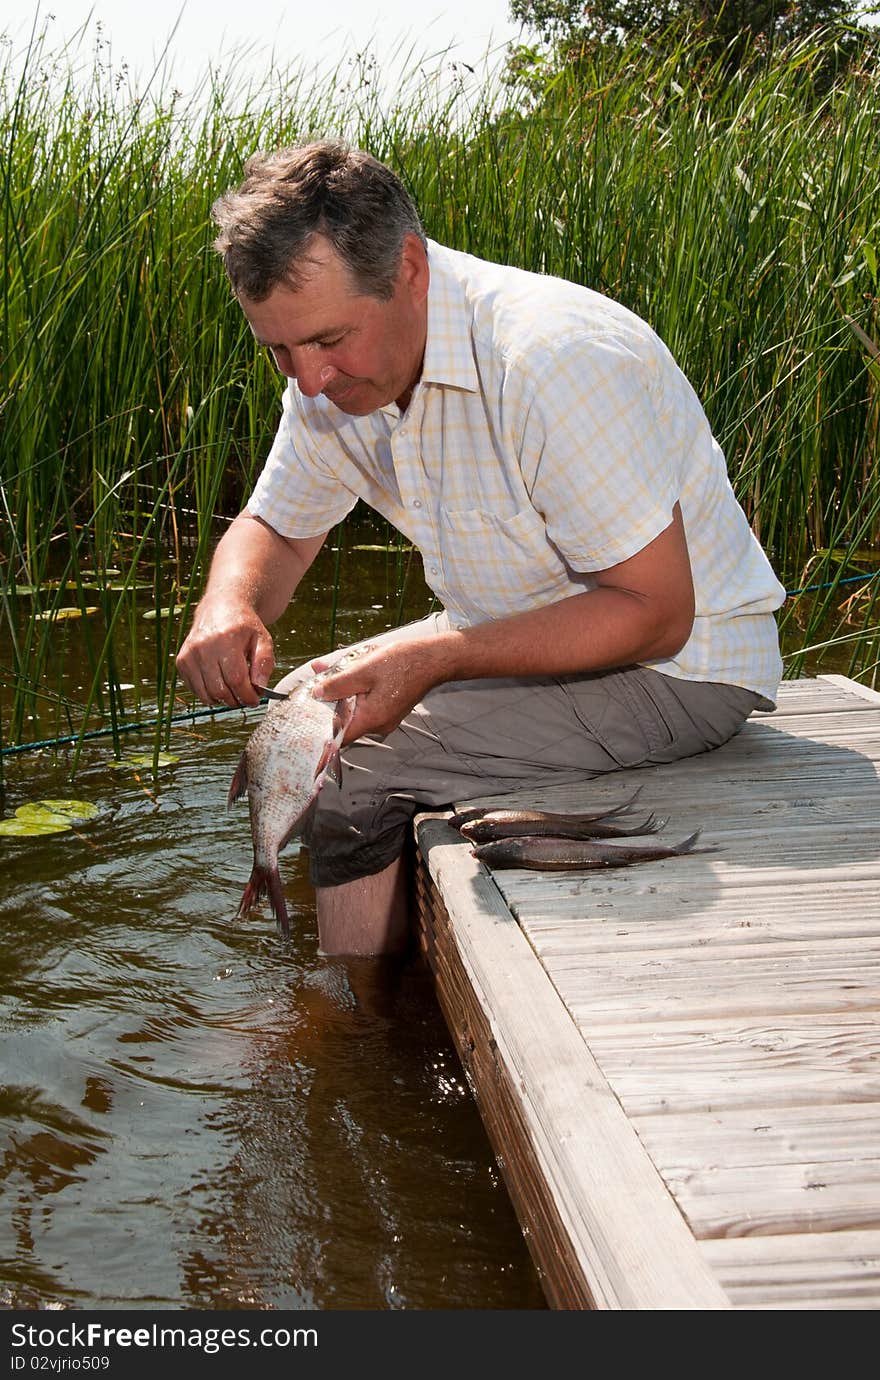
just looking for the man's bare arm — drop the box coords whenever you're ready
[176,510,327,707]
[316,504,695,741]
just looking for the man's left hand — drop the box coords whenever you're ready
[311,637,448,743]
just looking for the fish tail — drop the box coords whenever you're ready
[603,786,644,817]
[266,868,291,938]
[237,864,291,939]
[676,831,702,854]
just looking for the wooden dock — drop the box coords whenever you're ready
[413,674,880,1310]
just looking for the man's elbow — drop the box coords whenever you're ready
[650,601,695,660]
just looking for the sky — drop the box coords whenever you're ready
[3,1,524,96]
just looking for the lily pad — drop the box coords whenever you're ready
[0,816,71,837]
[352,543,414,552]
[112,751,180,768]
[142,606,185,620]
[34,607,99,621]
[15,799,101,827]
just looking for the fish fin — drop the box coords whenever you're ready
[333,695,357,737]
[676,830,705,854]
[236,864,290,938]
[323,748,343,789]
[236,864,267,915]
[227,751,249,809]
[278,798,317,851]
[313,739,343,788]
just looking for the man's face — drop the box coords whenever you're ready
[238,233,429,416]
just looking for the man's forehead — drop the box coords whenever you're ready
[283,233,357,292]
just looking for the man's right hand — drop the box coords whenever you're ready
[176,597,275,707]
[174,511,328,707]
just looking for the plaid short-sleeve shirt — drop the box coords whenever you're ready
[248,240,785,703]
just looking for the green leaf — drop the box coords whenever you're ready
[15,799,101,827]
[112,752,180,768]
[0,817,71,837]
[34,607,99,622]
[142,606,185,620]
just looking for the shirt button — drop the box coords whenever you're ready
[430,566,439,575]
[412,499,422,508]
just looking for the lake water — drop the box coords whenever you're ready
[0,532,547,1310]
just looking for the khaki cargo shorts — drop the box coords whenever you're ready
[274,612,770,888]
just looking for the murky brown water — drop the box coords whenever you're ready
[0,533,547,1310]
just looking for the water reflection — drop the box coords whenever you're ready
[0,713,546,1310]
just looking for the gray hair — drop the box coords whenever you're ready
[212,139,426,302]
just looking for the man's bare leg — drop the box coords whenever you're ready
[316,854,410,956]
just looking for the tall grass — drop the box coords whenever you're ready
[1,20,878,771]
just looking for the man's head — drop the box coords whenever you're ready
[214,142,430,416]
[212,139,426,303]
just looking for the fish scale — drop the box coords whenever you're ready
[227,657,359,936]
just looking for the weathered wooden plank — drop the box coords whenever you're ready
[819,674,880,707]
[580,1017,880,1115]
[515,883,880,951]
[413,816,731,1310]
[614,1070,880,1117]
[495,853,880,915]
[454,751,879,819]
[675,1174,880,1239]
[632,1102,880,1167]
[743,712,880,739]
[769,691,878,717]
[701,1229,880,1308]
[549,938,880,1023]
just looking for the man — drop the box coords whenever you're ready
[176,139,785,958]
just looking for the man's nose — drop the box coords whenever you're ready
[293,351,337,397]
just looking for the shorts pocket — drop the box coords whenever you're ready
[561,668,678,767]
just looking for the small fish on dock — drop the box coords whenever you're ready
[447,790,643,833]
[458,810,665,843]
[228,652,361,936]
[471,831,714,872]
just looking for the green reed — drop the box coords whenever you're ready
[1,21,878,775]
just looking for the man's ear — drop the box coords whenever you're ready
[398,233,430,305]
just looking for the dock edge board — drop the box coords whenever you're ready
[413,815,732,1311]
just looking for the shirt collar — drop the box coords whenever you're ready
[419,240,480,393]
[378,239,479,418]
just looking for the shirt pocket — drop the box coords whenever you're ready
[437,503,575,621]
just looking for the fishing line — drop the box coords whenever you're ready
[0,699,265,757]
[783,570,880,597]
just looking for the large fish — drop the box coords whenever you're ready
[470,831,713,872]
[227,658,358,936]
